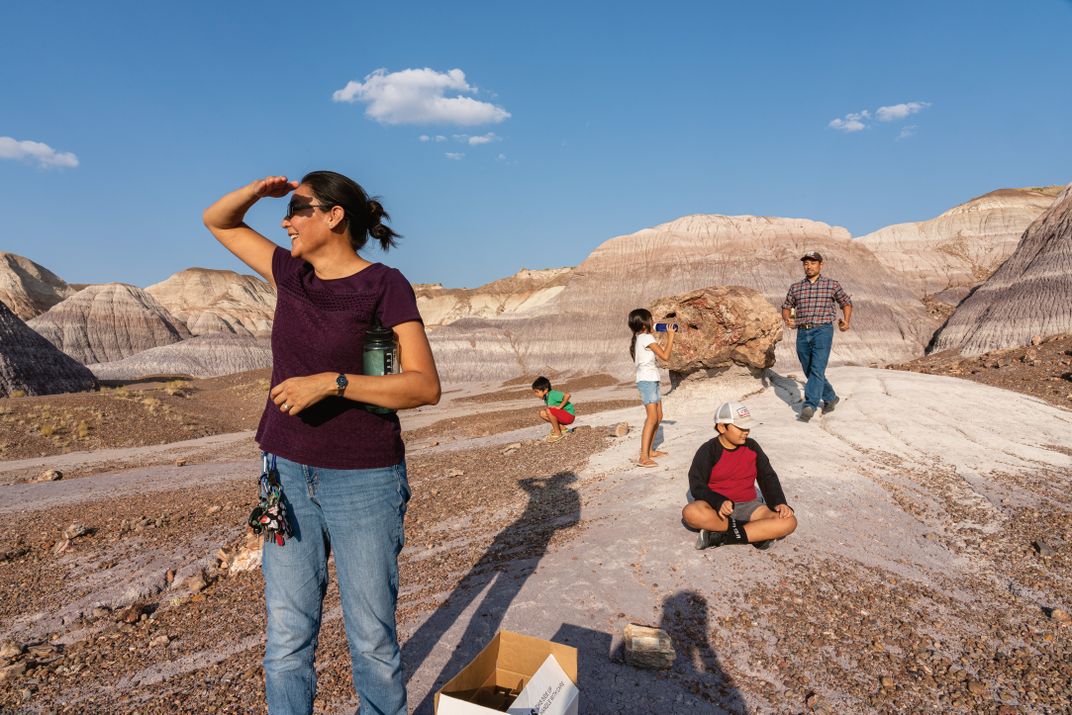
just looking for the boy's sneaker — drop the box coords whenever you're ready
[822,397,840,414]
[799,405,815,422]
[695,529,726,550]
[752,539,775,550]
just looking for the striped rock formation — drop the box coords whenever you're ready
[88,334,272,380]
[0,252,76,321]
[146,268,275,336]
[429,214,932,382]
[28,284,191,364]
[0,300,97,397]
[416,267,572,326]
[857,187,1061,308]
[929,184,1072,356]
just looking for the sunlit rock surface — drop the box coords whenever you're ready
[0,252,75,321]
[146,268,275,337]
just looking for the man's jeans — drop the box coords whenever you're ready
[796,323,836,409]
[262,456,410,715]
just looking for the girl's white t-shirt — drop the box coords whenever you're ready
[635,333,661,382]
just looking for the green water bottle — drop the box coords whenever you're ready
[362,320,397,414]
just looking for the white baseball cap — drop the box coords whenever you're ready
[714,401,759,429]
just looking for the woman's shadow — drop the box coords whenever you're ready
[402,471,580,714]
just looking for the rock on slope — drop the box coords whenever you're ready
[146,268,275,336]
[429,215,932,381]
[27,284,191,364]
[88,334,272,380]
[416,267,572,326]
[0,252,76,320]
[0,300,97,397]
[929,184,1072,355]
[857,187,1060,306]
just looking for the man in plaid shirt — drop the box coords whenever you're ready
[781,251,852,422]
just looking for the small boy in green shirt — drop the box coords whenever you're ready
[531,375,576,443]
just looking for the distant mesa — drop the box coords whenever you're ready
[0,299,98,398]
[88,334,272,380]
[146,268,276,337]
[415,266,572,327]
[857,186,1061,314]
[28,283,191,364]
[929,183,1072,356]
[428,214,931,382]
[0,251,76,321]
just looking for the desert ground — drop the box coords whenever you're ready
[1,358,1070,714]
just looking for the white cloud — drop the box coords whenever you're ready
[467,132,501,146]
[497,153,507,161]
[828,110,870,132]
[444,152,465,160]
[418,134,430,142]
[876,102,930,122]
[333,67,510,126]
[434,135,447,142]
[0,136,79,168]
[896,125,918,141]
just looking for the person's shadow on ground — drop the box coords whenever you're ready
[402,471,580,714]
[765,369,803,414]
[660,590,747,713]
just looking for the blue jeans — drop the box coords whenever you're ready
[262,456,410,715]
[796,323,836,409]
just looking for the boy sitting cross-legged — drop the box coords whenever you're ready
[532,376,576,443]
[682,401,797,550]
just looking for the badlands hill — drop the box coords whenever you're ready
[857,186,1061,310]
[87,334,272,380]
[429,215,932,382]
[415,267,572,326]
[0,252,75,321]
[145,268,275,337]
[27,284,191,365]
[930,183,1072,355]
[0,300,98,398]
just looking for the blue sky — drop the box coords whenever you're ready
[2,0,1070,289]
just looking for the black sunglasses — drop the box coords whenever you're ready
[284,201,334,220]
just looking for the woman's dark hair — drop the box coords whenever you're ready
[628,308,653,360]
[300,170,400,252]
[532,376,552,392]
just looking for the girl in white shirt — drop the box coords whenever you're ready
[628,308,674,467]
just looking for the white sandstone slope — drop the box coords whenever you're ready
[857,187,1061,305]
[88,334,272,380]
[415,267,572,326]
[929,183,1072,355]
[0,252,76,321]
[27,284,191,364]
[429,214,932,381]
[146,268,275,336]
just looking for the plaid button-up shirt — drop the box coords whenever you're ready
[782,276,851,325]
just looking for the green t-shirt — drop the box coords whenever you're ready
[544,390,575,415]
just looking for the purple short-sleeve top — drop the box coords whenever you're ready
[255,246,423,469]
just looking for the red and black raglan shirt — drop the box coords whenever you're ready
[687,437,789,512]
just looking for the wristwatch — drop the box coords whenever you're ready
[335,373,348,397]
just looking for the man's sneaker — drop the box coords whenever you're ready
[695,529,726,550]
[752,539,775,551]
[822,397,840,414]
[799,405,816,422]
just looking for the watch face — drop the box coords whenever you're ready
[336,374,348,390]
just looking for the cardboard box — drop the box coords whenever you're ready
[435,630,579,715]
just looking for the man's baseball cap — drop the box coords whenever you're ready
[714,401,759,429]
[801,251,823,262]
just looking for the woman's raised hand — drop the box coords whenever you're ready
[251,176,299,198]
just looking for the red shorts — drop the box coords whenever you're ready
[548,407,575,425]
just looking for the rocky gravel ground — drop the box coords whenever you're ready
[0,419,612,714]
[891,332,1072,409]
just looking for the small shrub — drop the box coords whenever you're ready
[9,389,26,399]
[38,424,54,437]
[77,420,90,438]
